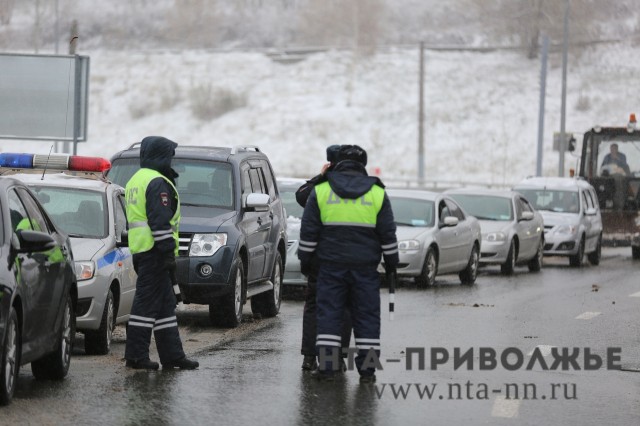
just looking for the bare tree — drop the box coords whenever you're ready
[0,0,14,25]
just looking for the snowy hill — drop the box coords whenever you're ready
[3,41,638,187]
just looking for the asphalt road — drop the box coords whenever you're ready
[2,248,639,425]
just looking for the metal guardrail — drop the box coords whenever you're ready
[381,177,515,192]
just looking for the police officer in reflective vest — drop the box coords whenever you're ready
[124,136,198,370]
[298,145,398,382]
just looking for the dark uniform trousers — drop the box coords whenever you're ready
[125,250,185,364]
[301,276,352,357]
[316,265,380,375]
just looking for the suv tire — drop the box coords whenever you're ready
[569,236,585,267]
[251,251,283,317]
[588,235,602,265]
[209,260,245,328]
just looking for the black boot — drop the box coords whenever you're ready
[126,358,159,370]
[301,355,318,371]
[163,357,199,370]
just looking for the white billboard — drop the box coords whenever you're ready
[0,53,89,142]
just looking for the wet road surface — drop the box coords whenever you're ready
[2,248,639,425]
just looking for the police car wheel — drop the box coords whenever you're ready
[85,289,115,355]
[32,293,75,380]
[0,308,20,406]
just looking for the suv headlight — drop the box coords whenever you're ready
[484,232,506,242]
[75,261,95,281]
[398,239,420,251]
[555,225,577,235]
[189,233,227,257]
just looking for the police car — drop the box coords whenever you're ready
[0,153,136,355]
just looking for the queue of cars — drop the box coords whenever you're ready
[279,175,603,289]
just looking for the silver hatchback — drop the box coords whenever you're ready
[514,177,603,267]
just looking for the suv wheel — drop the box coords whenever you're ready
[32,293,74,380]
[209,260,245,328]
[84,289,115,355]
[251,251,283,317]
[0,307,20,406]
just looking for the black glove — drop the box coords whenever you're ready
[163,255,177,275]
[384,263,397,276]
[301,260,311,277]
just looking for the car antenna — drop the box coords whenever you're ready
[41,144,54,180]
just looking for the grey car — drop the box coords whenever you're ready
[447,189,545,275]
[277,177,307,286]
[11,171,135,355]
[514,177,603,267]
[379,189,482,287]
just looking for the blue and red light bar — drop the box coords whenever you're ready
[0,153,111,172]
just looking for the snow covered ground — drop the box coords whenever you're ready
[2,41,638,187]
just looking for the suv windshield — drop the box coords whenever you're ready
[516,189,579,214]
[30,187,107,237]
[108,158,234,209]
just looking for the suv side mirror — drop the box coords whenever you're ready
[245,193,270,212]
[520,211,534,221]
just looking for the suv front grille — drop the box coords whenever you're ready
[178,233,193,257]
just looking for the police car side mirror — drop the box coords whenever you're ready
[116,230,129,248]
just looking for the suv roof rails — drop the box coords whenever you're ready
[128,142,142,149]
[230,145,261,155]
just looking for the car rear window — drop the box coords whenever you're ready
[389,196,434,227]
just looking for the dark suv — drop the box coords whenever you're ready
[107,144,287,327]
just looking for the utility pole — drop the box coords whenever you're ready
[418,41,425,183]
[558,0,570,176]
[536,36,549,176]
[64,20,78,155]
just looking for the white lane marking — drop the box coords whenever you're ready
[629,291,640,298]
[527,345,555,356]
[491,396,520,418]
[575,311,601,320]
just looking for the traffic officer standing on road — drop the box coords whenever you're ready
[124,136,199,370]
[298,145,398,383]
[297,145,353,372]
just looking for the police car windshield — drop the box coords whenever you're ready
[449,194,513,221]
[30,186,107,238]
[389,197,435,227]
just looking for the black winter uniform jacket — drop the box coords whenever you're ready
[298,160,399,270]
